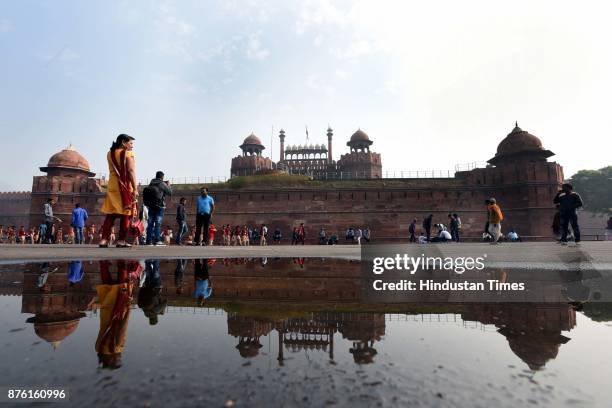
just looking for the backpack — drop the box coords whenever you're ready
[143,184,163,209]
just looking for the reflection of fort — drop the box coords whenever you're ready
[227,312,386,365]
[0,259,602,370]
[21,263,95,349]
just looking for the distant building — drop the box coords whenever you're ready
[230,126,383,179]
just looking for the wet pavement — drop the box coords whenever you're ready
[1,258,611,407]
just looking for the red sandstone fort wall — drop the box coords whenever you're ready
[0,192,31,227]
[2,159,563,240]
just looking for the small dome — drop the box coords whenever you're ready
[488,123,554,165]
[309,143,314,149]
[41,144,94,176]
[242,133,263,146]
[496,124,543,156]
[350,129,370,142]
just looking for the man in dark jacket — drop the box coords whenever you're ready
[423,214,433,242]
[553,183,584,244]
[175,197,187,245]
[145,171,172,246]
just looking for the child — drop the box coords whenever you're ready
[109,227,116,246]
[208,224,217,246]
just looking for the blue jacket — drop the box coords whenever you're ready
[71,207,88,228]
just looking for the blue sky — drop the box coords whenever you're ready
[1,0,611,191]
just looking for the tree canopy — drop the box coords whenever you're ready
[568,166,612,214]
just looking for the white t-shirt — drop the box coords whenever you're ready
[439,230,452,240]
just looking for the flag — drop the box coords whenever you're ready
[305,125,309,140]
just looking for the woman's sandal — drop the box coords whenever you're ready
[98,240,109,248]
[116,241,132,248]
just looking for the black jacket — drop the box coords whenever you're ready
[149,178,172,209]
[553,191,583,214]
[176,203,186,222]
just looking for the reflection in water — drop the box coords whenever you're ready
[24,262,90,349]
[95,260,142,369]
[194,259,213,306]
[137,259,167,325]
[8,258,612,372]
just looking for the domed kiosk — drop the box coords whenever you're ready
[39,144,95,177]
[488,123,554,165]
[231,132,274,176]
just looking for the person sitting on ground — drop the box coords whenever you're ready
[418,232,428,244]
[327,234,339,245]
[507,229,521,242]
[273,228,282,244]
[251,228,260,245]
[17,226,26,244]
[355,228,363,245]
[430,224,452,242]
[55,227,64,244]
[345,227,355,242]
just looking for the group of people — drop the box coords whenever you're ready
[408,213,463,244]
[341,227,371,245]
[18,135,591,248]
[405,183,585,245]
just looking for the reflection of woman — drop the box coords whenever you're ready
[99,134,138,248]
[95,260,142,369]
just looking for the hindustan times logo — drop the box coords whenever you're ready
[372,254,487,275]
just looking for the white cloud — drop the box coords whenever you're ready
[245,31,270,60]
[296,0,347,34]
[0,19,12,32]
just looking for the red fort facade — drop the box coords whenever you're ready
[0,124,563,240]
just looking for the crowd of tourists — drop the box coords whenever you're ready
[5,135,594,247]
[407,183,585,245]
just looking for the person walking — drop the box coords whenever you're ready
[43,198,62,244]
[260,224,268,246]
[553,183,584,245]
[71,203,88,244]
[449,213,460,243]
[194,188,215,246]
[487,198,504,244]
[143,171,172,246]
[175,197,188,245]
[297,223,306,245]
[409,218,417,243]
[423,214,433,242]
[100,134,138,248]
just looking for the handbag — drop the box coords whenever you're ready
[129,203,144,237]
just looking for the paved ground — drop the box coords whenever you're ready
[1,242,611,268]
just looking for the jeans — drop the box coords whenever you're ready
[451,227,460,242]
[146,207,165,244]
[73,227,84,244]
[45,221,54,243]
[176,220,188,244]
[194,213,211,245]
[561,211,581,242]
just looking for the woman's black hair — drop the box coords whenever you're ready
[110,134,135,151]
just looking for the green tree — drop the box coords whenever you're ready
[568,166,612,214]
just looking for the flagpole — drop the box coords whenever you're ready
[271,125,274,162]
